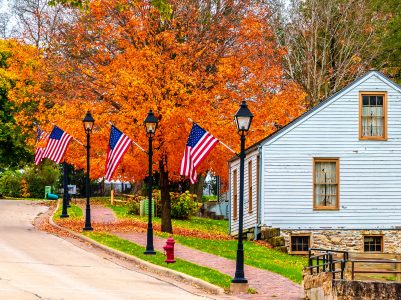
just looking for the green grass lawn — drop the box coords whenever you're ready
[109,204,306,283]
[109,205,228,235]
[85,232,232,289]
[54,202,83,219]
[57,202,306,284]
[157,233,307,284]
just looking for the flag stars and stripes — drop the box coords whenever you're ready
[42,126,72,164]
[35,127,50,166]
[105,125,132,181]
[37,128,49,142]
[34,148,44,165]
[180,123,219,184]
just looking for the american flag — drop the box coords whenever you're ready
[105,125,132,181]
[180,123,219,184]
[42,126,72,164]
[34,128,49,165]
[37,127,49,142]
[34,147,44,165]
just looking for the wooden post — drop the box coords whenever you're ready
[352,261,355,280]
[111,189,114,205]
[396,254,401,282]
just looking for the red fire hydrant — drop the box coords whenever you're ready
[163,237,176,264]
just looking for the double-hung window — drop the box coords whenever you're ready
[313,158,339,210]
[360,92,387,140]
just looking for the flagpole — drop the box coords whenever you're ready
[107,121,146,153]
[187,118,237,154]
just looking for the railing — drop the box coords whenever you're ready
[307,248,348,280]
[307,248,401,281]
[350,259,401,280]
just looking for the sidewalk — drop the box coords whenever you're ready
[90,205,304,300]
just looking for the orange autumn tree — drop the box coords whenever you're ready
[18,0,306,232]
[0,39,47,167]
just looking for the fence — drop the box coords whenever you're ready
[307,248,348,279]
[307,248,401,282]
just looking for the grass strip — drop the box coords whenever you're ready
[109,205,228,235]
[84,232,232,289]
[53,202,83,219]
[109,205,305,283]
[157,233,307,284]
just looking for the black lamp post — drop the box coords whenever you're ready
[83,111,95,231]
[60,161,69,218]
[232,100,253,285]
[144,109,158,255]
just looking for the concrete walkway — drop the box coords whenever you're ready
[91,205,304,300]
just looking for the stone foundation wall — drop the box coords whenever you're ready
[302,271,333,300]
[281,229,401,253]
[303,270,401,300]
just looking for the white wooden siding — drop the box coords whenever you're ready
[262,73,401,229]
[230,149,259,235]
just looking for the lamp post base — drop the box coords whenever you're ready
[230,282,249,294]
[144,250,156,255]
[83,227,93,231]
[60,213,69,218]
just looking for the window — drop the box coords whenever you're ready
[313,158,339,210]
[233,169,238,219]
[291,235,310,254]
[364,235,383,252]
[360,92,387,140]
[248,161,253,213]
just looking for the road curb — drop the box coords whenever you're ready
[48,201,225,295]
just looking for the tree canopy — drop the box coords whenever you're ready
[0,39,41,168]
[13,0,306,184]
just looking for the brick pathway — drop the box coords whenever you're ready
[77,203,117,224]
[90,206,304,300]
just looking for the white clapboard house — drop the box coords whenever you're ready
[228,70,401,254]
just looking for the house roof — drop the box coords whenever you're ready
[228,70,401,163]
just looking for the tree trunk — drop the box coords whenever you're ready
[159,156,172,233]
[189,173,205,202]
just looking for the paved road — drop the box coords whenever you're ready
[0,200,226,300]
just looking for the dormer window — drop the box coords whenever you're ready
[359,92,387,140]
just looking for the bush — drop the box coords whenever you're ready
[0,170,22,197]
[170,191,198,219]
[126,195,143,215]
[23,162,60,198]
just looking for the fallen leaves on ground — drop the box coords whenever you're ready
[55,217,234,240]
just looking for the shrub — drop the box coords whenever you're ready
[0,170,22,197]
[126,195,143,215]
[23,162,60,198]
[170,191,198,219]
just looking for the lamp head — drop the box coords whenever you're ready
[82,111,95,134]
[144,109,158,137]
[234,101,253,133]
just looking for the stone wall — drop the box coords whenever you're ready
[303,270,401,300]
[281,229,401,253]
[303,271,334,300]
